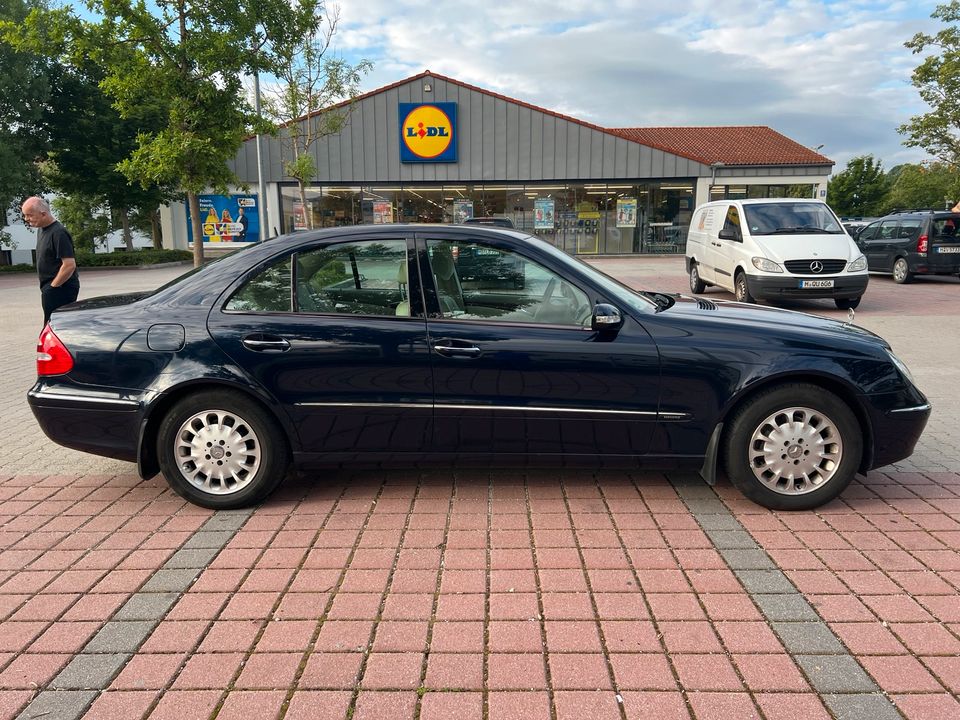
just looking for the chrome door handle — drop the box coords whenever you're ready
[242,336,291,352]
[433,344,481,358]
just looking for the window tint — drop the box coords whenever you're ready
[224,256,292,312]
[897,220,922,240]
[295,239,409,316]
[878,221,899,240]
[426,239,591,326]
[933,217,959,238]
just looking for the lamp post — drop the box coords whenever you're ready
[253,70,269,241]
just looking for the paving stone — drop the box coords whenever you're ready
[719,548,776,569]
[50,654,130,690]
[681,498,726,514]
[15,689,98,720]
[164,547,222,569]
[84,621,157,653]
[822,692,904,720]
[754,594,820,622]
[114,593,180,621]
[705,529,759,549]
[139,568,200,593]
[203,512,253,532]
[696,514,742,531]
[772,622,846,654]
[181,530,236,549]
[735,569,796,594]
[796,655,880,694]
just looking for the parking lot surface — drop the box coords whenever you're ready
[0,259,958,720]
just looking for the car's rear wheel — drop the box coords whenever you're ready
[834,296,861,310]
[689,262,706,293]
[734,271,754,303]
[893,257,912,284]
[157,390,289,509]
[724,383,862,510]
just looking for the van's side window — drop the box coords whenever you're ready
[723,206,742,240]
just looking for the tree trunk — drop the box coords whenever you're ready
[151,209,162,249]
[120,210,134,250]
[297,180,313,230]
[188,192,205,267]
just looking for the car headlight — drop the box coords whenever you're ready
[751,257,783,273]
[847,255,868,272]
[887,349,916,385]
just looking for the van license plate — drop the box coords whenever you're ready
[937,246,960,253]
[799,280,834,288]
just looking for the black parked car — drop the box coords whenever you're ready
[855,210,960,283]
[29,225,929,511]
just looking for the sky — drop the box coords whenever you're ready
[329,0,944,174]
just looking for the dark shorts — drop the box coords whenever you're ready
[41,283,80,325]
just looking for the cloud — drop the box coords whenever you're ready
[332,0,944,172]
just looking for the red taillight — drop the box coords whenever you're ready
[917,234,928,253]
[37,325,74,376]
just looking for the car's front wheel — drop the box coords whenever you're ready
[893,257,912,284]
[157,390,289,509]
[734,271,754,303]
[689,262,707,293]
[724,383,862,510]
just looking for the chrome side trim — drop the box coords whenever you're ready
[296,401,691,421]
[29,391,140,408]
[889,403,932,414]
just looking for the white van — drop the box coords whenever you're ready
[685,199,869,309]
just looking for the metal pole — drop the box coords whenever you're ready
[253,70,269,240]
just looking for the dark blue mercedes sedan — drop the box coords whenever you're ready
[29,225,930,511]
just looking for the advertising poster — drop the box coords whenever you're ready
[616,198,638,228]
[453,199,474,223]
[373,201,393,224]
[534,198,555,229]
[186,194,259,244]
[292,202,308,231]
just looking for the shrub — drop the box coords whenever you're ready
[74,249,193,267]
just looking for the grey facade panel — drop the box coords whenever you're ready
[247,76,819,186]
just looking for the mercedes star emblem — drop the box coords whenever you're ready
[810,260,824,273]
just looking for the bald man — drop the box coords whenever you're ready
[22,196,80,324]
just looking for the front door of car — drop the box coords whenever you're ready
[418,234,661,458]
[207,235,434,456]
[859,220,897,270]
[710,205,742,292]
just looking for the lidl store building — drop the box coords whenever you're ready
[160,71,834,256]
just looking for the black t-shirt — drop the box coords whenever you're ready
[36,221,80,289]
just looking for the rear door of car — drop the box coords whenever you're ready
[418,231,661,459]
[929,214,960,270]
[207,232,435,457]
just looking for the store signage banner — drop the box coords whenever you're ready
[616,198,638,228]
[186,194,259,244]
[399,103,457,163]
[534,199,555,229]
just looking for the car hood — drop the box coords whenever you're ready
[750,233,859,261]
[659,294,887,347]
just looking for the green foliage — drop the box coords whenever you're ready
[73,249,192,266]
[878,162,960,214]
[0,263,35,272]
[827,156,890,216]
[899,2,960,166]
[51,193,113,251]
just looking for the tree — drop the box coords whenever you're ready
[261,5,371,230]
[51,193,112,251]
[899,2,960,167]
[11,1,322,267]
[0,0,49,239]
[827,155,889,217]
[878,162,960,214]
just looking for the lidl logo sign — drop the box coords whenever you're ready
[399,103,457,163]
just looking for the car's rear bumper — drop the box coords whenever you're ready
[747,274,869,300]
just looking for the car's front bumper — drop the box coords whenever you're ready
[747,274,869,301]
[860,387,931,470]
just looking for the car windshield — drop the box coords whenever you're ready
[744,203,843,235]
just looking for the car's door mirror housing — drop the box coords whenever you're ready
[592,303,623,331]
[718,228,741,242]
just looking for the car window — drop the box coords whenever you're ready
[742,203,843,235]
[858,222,880,241]
[426,239,591,327]
[897,219,922,240]
[295,239,409,316]
[878,221,899,240]
[224,256,293,312]
[722,206,742,239]
[933,217,959,238]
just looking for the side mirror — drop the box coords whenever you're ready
[592,303,623,331]
[718,228,740,242]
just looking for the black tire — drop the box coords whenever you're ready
[157,390,289,509]
[689,262,707,293]
[834,296,861,310]
[734,271,754,303]
[723,383,862,510]
[893,257,912,284]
